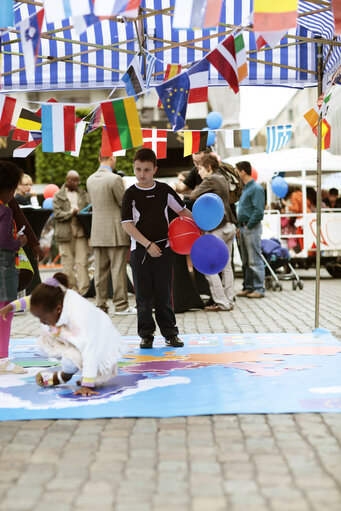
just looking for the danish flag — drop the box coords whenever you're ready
[142,129,167,160]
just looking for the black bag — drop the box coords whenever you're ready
[218,162,243,204]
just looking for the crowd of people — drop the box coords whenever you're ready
[0,152,340,396]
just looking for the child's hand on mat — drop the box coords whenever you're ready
[73,386,99,397]
[0,304,13,321]
[147,242,162,258]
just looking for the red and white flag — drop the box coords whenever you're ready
[142,129,167,159]
[206,35,239,94]
[158,64,182,107]
[13,134,42,158]
[188,59,209,104]
[0,95,16,136]
[20,9,44,82]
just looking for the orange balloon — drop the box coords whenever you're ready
[251,167,258,181]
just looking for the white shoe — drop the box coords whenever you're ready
[115,306,137,315]
[0,360,27,374]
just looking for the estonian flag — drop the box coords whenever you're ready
[121,55,144,99]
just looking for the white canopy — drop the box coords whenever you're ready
[225,148,341,184]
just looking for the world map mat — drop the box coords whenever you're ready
[1,331,341,420]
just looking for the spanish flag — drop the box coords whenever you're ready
[253,0,298,32]
[183,130,208,157]
[101,97,143,152]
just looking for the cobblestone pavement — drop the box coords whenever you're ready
[1,273,341,511]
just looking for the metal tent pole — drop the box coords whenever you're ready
[314,42,323,329]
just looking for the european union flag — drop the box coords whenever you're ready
[156,72,190,131]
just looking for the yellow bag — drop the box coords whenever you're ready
[16,246,34,273]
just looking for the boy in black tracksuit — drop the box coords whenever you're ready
[121,148,193,349]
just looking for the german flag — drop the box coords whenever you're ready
[183,130,208,157]
[16,108,42,131]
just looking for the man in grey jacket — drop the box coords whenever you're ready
[87,155,135,315]
[53,170,90,296]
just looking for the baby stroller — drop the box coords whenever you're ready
[261,238,303,291]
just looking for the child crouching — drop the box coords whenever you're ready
[0,273,126,396]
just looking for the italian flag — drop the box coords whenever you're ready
[101,97,143,152]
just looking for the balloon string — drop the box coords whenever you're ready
[141,231,200,264]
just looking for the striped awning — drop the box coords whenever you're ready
[0,0,326,92]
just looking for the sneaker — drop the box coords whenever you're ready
[204,304,233,312]
[247,291,264,299]
[236,290,252,297]
[140,335,154,349]
[165,336,184,348]
[115,306,137,315]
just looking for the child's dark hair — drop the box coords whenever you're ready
[201,154,220,172]
[31,273,69,311]
[0,161,23,192]
[134,148,157,167]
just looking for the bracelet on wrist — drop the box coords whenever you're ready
[145,241,152,250]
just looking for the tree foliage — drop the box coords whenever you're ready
[35,109,136,186]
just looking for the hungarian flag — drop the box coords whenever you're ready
[188,60,209,104]
[41,103,76,153]
[101,97,143,152]
[158,64,182,107]
[253,0,298,32]
[183,131,208,157]
[206,35,239,93]
[0,96,16,136]
[313,119,331,150]
[142,129,167,159]
[173,0,223,29]
[20,9,44,83]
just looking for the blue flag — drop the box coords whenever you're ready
[0,0,14,27]
[156,72,190,131]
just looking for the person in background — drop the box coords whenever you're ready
[87,155,135,315]
[53,171,90,297]
[15,173,39,207]
[236,161,265,299]
[325,188,341,208]
[174,150,207,196]
[191,154,237,311]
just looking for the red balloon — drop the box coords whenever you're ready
[43,184,60,199]
[168,217,201,255]
[251,167,258,181]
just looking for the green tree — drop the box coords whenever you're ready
[35,109,136,185]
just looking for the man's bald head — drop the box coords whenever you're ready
[65,170,80,191]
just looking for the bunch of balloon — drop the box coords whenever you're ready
[191,193,229,274]
[43,184,59,199]
[168,217,201,255]
[42,197,54,209]
[202,111,223,148]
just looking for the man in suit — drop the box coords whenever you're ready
[87,155,135,315]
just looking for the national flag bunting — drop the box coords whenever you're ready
[101,126,112,157]
[225,129,250,149]
[41,104,76,153]
[173,0,223,29]
[188,59,209,104]
[121,55,144,99]
[206,35,239,94]
[43,0,93,24]
[303,107,319,130]
[84,106,102,134]
[158,64,182,108]
[266,125,292,153]
[155,72,190,132]
[313,119,331,150]
[183,131,208,157]
[101,97,143,152]
[94,0,141,17]
[0,96,16,136]
[20,9,44,83]
[13,136,42,158]
[72,11,99,35]
[16,108,42,131]
[0,0,14,28]
[12,127,41,142]
[234,33,248,83]
[142,129,167,159]
[253,0,298,32]
[145,52,156,89]
[70,121,87,157]
[255,30,287,49]
[332,0,341,34]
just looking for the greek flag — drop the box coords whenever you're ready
[266,125,292,153]
[145,52,156,88]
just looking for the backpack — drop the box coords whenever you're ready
[218,161,243,204]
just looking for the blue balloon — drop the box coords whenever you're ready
[192,193,224,231]
[207,130,216,146]
[206,111,223,130]
[271,176,289,199]
[191,234,229,275]
[43,197,53,209]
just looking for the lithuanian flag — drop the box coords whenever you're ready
[101,97,143,152]
[183,130,208,157]
[253,0,298,32]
